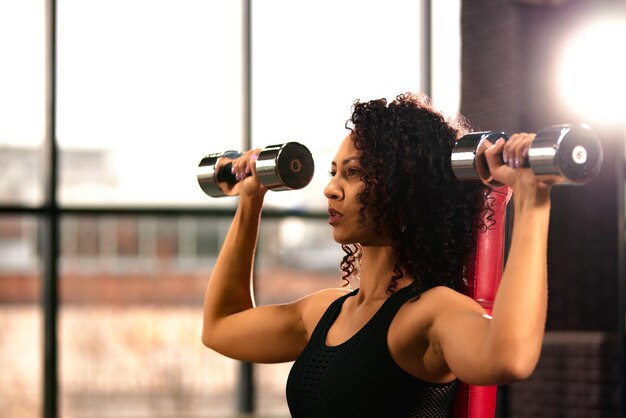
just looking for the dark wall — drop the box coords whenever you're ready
[460,2,625,415]
[460,0,624,332]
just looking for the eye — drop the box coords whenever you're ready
[328,170,337,177]
[346,167,359,177]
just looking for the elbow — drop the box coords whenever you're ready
[201,322,217,349]
[201,331,211,348]
[484,334,543,384]
[493,353,538,383]
[498,362,535,384]
[201,332,211,348]
[202,312,227,350]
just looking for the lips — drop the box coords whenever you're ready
[328,207,343,225]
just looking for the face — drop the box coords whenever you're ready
[324,134,389,247]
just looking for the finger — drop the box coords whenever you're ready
[248,150,268,193]
[230,149,259,182]
[237,151,251,179]
[484,137,506,168]
[503,134,519,168]
[231,158,241,180]
[503,133,519,168]
[242,151,252,175]
[477,137,508,186]
[249,150,260,178]
[505,133,535,168]
[230,159,241,180]
[245,148,262,175]
[232,155,247,181]
[247,149,257,174]
[482,138,494,149]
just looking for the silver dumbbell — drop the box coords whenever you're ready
[197,142,315,197]
[451,124,603,186]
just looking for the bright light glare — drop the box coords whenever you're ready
[432,0,462,119]
[558,17,626,124]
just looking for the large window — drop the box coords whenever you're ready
[0,1,461,417]
[0,1,46,416]
[252,0,423,211]
[0,0,46,206]
[56,0,243,207]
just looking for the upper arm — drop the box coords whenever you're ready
[203,288,347,363]
[425,287,506,385]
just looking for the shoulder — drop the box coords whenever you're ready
[401,285,468,308]
[416,286,489,344]
[297,287,353,303]
[393,285,487,349]
[400,285,485,326]
[421,285,482,307]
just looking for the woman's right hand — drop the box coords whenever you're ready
[217,148,268,199]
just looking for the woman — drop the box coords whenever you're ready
[202,93,550,417]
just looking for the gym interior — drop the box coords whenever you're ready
[0,0,624,417]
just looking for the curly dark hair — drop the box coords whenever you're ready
[339,93,487,294]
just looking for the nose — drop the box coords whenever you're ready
[324,176,343,200]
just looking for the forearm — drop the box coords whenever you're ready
[203,195,264,329]
[487,185,551,378]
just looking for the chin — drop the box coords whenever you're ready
[331,232,357,246]
[332,236,353,245]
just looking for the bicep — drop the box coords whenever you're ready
[204,289,347,364]
[426,290,504,385]
[205,302,308,363]
[431,307,497,384]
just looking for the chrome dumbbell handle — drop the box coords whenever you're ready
[197,142,315,197]
[451,124,603,186]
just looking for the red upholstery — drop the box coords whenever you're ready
[450,186,511,418]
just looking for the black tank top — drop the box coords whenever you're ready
[286,285,457,418]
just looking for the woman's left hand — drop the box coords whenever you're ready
[482,133,551,203]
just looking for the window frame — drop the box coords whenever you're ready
[0,1,432,417]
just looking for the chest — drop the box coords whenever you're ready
[324,295,447,381]
[287,297,456,418]
[324,296,429,358]
[324,301,383,346]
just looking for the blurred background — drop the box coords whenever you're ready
[0,0,624,417]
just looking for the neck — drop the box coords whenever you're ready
[355,245,412,302]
